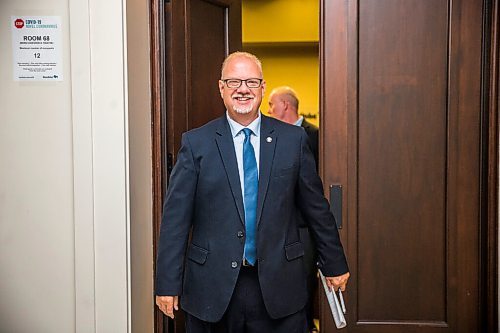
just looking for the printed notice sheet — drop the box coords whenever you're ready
[11,16,63,81]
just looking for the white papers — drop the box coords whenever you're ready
[319,270,347,329]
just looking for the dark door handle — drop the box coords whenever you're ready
[330,185,342,229]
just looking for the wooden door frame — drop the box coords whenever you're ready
[150,0,499,332]
[484,0,499,331]
[151,0,167,331]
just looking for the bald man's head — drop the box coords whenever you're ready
[221,51,263,79]
[268,86,300,124]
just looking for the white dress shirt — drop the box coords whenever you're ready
[226,111,261,197]
[294,115,304,126]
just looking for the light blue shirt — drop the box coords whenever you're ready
[226,111,261,197]
[294,116,304,127]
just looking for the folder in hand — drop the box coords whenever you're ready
[319,270,347,329]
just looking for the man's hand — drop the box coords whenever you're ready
[156,295,179,319]
[325,272,350,292]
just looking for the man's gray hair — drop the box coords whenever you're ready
[270,86,299,110]
[221,51,263,78]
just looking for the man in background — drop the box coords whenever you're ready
[268,86,320,332]
[268,86,318,167]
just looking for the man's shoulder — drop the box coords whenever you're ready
[184,115,225,138]
[301,119,319,132]
[264,114,304,136]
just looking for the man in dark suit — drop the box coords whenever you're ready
[268,86,318,167]
[155,52,349,333]
[268,86,320,332]
[300,119,319,168]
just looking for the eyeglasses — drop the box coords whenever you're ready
[221,78,263,89]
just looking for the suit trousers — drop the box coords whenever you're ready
[185,265,308,333]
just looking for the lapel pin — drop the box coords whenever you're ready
[266,137,272,143]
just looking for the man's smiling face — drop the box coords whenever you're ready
[219,55,265,121]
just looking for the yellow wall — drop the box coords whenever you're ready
[242,0,319,43]
[247,46,319,125]
[242,0,320,126]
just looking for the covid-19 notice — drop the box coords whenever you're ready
[11,16,63,81]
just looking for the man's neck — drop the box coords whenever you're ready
[283,112,299,125]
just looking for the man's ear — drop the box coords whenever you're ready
[218,80,224,97]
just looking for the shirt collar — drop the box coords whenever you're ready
[294,116,304,126]
[226,111,261,138]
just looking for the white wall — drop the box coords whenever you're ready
[0,0,153,331]
[0,1,75,332]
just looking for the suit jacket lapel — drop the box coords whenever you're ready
[256,115,276,227]
[215,117,245,225]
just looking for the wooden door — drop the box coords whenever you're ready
[165,0,242,156]
[153,0,242,332]
[320,0,486,332]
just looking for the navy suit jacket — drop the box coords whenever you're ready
[301,118,319,168]
[156,114,348,322]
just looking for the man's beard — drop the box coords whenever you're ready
[233,103,254,114]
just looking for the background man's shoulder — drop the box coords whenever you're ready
[267,115,304,136]
[301,119,319,133]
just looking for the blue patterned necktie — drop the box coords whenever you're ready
[242,128,258,265]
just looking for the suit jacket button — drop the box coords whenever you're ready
[231,261,238,268]
[237,231,244,238]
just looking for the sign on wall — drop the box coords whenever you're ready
[11,16,63,81]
